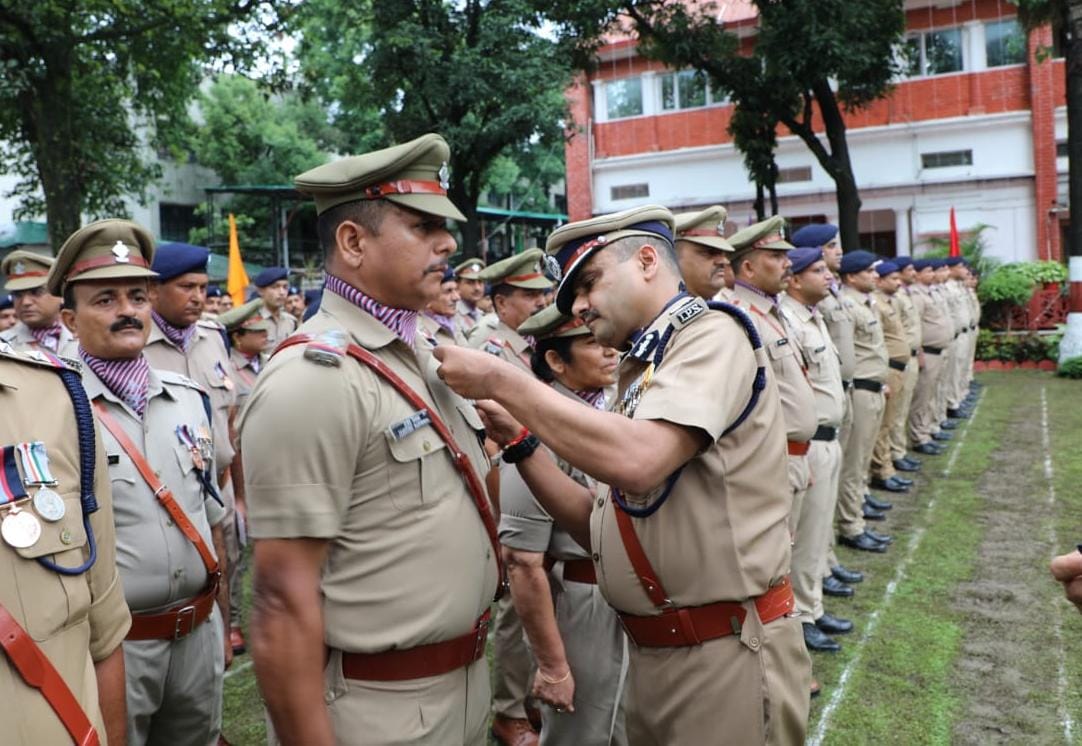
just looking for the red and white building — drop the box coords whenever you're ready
[564,0,1067,262]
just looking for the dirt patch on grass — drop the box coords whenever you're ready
[950,393,1064,744]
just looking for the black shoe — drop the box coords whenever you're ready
[863,504,886,521]
[832,564,864,584]
[816,613,854,634]
[970,381,983,389]
[941,420,958,430]
[871,476,911,493]
[892,476,914,487]
[894,457,921,472]
[913,442,945,455]
[932,431,953,442]
[946,408,970,419]
[864,493,893,511]
[823,575,855,596]
[839,532,888,553]
[803,622,842,652]
[865,528,893,545]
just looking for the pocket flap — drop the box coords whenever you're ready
[15,494,87,559]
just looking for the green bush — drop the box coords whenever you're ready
[995,335,1021,362]
[976,328,998,361]
[978,264,1036,306]
[1057,356,1082,379]
[1017,260,1068,285]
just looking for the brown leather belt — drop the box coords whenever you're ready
[562,558,597,585]
[339,611,491,681]
[127,579,219,641]
[787,440,810,456]
[618,577,795,648]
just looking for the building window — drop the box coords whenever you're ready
[604,78,643,120]
[905,27,964,77]
[985,18,1026,67]
[1057,141,1068,158]
[777,166,813,183]
[661,70,717,111]
[610,183,650,201]
[921,149,973,169]
[159,203,199,242]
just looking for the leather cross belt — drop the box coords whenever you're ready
[786,440,810,456]
[126,576,219,641]
[339,611,491,682]
[618,577,794,648]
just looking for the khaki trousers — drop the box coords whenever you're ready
[793,438,842,623]
[948,331,973,408]
[124,607,224,746]
[787,454,812,534]
[537,576,628,746]
[889,357,920,461]
[219,479,244,629]
[837,388,885,539]
[491,594,532,719]
[870,367,906,480]
[624,615,810,745]
[909,349,946,445]
[828,389,854,570]
[323,654,490,745]
[934,340,958,423]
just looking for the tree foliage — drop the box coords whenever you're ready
[293,0,573,254]
[0,0,291,249]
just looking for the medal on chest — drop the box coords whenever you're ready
[176,425,207,471]
[614,363,655,418]
[0,445,40,547]
[15,441,65,522]
[214,360,235,391]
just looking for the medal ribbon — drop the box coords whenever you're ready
[0,447,29,505]
[15,441,56,486]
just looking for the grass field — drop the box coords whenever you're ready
[221,370,1082,745]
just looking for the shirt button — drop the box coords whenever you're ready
[749,636,760,650]
[592,553,600,562]
[597,498,604,508]
[173,569,183,579]
[60,529,73,545]
[423,441,432,452]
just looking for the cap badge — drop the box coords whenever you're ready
[112,241,131,264]
[543,254,562,283]
[438,162,450,190]
[12,262,25,275]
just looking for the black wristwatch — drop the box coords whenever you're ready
[502,434,541,464]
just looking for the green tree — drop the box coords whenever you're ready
[545,0,907,249]
[0,1,290,250]
[293,0,572,254]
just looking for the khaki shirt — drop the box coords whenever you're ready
[898,286,923,349]
[914,284,953,349]
[819,284,856,382]
[840,285,888,383]
[731,285,817,442]
[229,348,262,410]
[873,290,910,363]
[418,313,468,347]
[454,300,484,336]
[259,306,298,353]
[84,366,224,613]
[144,318,237,472]
[238,289,499,653]
[468,317,534,374]
[968,287,982,326]
[941,281,966,335]
[0,349,131,745]
[0,321,79,359]
[781,295,845,428]
[591,299,792,613]
[499,381,594,562]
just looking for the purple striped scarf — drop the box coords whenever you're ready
[152,311,197,353]
[80,347,151,418]
[325,275,418,347]
[575,388,607,410]
[29,322,62,352]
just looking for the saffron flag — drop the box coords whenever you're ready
[948,207,961,258]
[227,213,250,306]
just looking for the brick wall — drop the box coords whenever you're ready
[1028,24,1061,261]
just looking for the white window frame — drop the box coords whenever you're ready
[904,25,968,79]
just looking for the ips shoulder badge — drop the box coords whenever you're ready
[669,296,708,330]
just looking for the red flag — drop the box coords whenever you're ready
[948,207,961,258]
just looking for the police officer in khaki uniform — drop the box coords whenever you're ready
[144,242,242,654]
[944,257,975,417]
[436,204,811,745]
[780,247,852,662]
[48,219,229,745]
[253,268,298,352]
[1,250,79,358]
[470,248,552,746]
[836,251,892,554]
[499,304,627,746]
[888,258,924,474]
[908,260,953,455]
[0,293,16,331]
[420,267,468,346]
[0,341,131,746]
[240,134,500,746]
[219,299,269,408]
[454,258,487,333]
[869,260,915,495]
[671,206,735,301]
[790,224,865,593]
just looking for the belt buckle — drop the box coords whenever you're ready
[174,605,197,639]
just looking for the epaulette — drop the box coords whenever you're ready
[197,317,225,331]
[482,337,504,356]
[3,346,74,372]
[158,369,207,394]
[667,296,708,330]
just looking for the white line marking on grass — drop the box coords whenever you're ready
[809,393,983,746]
[224,659,253,680]
[1041,386,1074,745]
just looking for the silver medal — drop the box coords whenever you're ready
[33,487,65,522]
[2,506,41,548]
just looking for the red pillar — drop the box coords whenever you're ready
[564,75,595,221]
[1028,24,1061,261]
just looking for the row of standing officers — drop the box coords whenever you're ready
[0,131,979,746]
